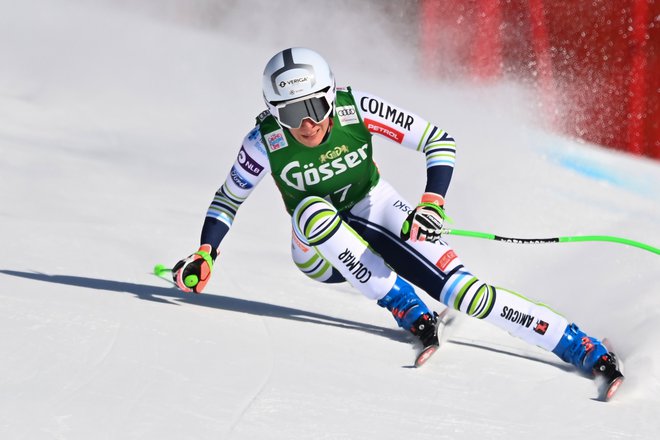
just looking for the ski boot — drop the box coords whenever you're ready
[552,323,608,372]
[552,323,624,400]
[378,276,435,335]
[410,312,439,347]
[410,312,440,367]
[593,351,624,401]
[378,277,439,366]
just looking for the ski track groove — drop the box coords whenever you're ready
[224,273,276,439]
[227,318,275,438]
[50,320,122,408]
[14,319,123,440]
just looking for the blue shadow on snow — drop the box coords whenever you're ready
[0,269,406,343]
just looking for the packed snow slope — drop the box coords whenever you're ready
[1,1,659,439]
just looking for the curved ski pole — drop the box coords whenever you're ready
[154,263,172,276]
[440,228,660,256]
[153,264,176,285]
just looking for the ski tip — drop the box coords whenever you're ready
[414,344,439,368]
[601,375,624,402]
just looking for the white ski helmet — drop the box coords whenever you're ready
[262,47,336,129]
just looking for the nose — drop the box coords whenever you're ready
[299,118,318,129]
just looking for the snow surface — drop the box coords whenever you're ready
[1,1,659,439]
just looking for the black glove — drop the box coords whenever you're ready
[400,193,450,243]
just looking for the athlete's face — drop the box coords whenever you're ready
[289,117,332,147]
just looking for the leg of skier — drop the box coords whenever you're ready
[291,195,438,345]
[345,179,615,376]
[291,228,346,284]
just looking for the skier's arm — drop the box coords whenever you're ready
[201,127,270,247]
[351,89,456,201]
[352,89,455,243]
[173,127,270,293]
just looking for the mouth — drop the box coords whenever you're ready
[300,128,320,139]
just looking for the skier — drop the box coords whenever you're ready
[171,47,622,396]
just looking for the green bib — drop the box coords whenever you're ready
[257,88,380,214]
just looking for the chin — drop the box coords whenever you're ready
[295,131,320,147]
[302,136,322,147]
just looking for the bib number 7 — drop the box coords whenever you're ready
[333,184,352,203]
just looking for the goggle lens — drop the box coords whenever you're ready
[276,95,332,129]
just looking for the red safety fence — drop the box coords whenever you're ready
[420,0,659,159]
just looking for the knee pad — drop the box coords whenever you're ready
[455,278,498,319]
[292,196,342,247]
[441,270,497,319]
[292,196,396,299]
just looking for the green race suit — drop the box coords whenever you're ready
[257,88,379,213]
[202,86,457,247]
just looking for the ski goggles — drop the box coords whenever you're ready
[272,90,334,129]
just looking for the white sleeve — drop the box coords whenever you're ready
[351,88,457,198]
[205,127,271,228]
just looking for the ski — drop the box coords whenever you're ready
[598,372,624,402]
[414,308,452,368]
[594,339,624,402]
[415,344,439,367]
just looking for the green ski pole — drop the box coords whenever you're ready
[441,228,660,255]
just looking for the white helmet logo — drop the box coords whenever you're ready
[270,49,316,96]
[278,76,311,88]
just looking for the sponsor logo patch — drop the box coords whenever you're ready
[336,105,359,126]
[256,110,270,123]
[500,306,535,328]
[436,250,457,271]
[338,248,372,283]
[237,146,264,176]
[292,230,310,252]
[359,97,415,130]
[279,76,311,88]
[280,144,368,191]
[534,320,549,335]
[247,127,261,141]
[265,129,288,152]
[230,166,253,189]
[393,200,413,213]
[319,145,349,163]
[364,118,404,143]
